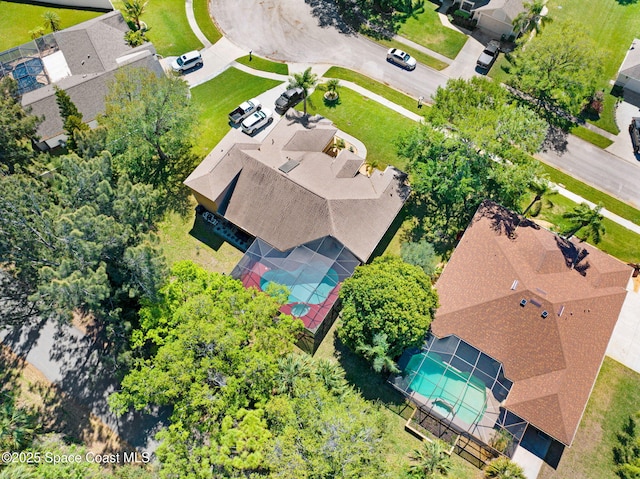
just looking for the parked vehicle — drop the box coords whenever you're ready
[476,40,500,70]
[630,117,640,154]
[242,108,273,135]
[229,98,262,124]
[170,50,203,73]
[386,48,417,70]
[274,87,304,114]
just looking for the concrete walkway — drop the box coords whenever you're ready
[185,0,212,48]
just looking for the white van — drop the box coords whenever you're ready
[171,51,203,73]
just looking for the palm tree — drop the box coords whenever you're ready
[409,439,453,479]
[521,177,556,218]
[288,67,318,115]
[313,358,348,396]
[122,0,148,31]
[561,203,605,244]
[0,397,37,451]
[42,11,62,32]
[274,353,311,396]
[324,78,341,101]
[356,333,399,374]
[512,0,551,35]
[484,457,526,479]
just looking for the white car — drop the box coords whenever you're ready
[170,50,203,73]
[241,108,273,135]
[386,48,417,70]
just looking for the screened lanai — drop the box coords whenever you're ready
[231,236,360,351]
[0,35,58,95]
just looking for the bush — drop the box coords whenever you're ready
[124,29,148,47]
[453,9,471,19]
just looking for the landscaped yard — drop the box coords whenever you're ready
[300,86,417,170]
[395,4,467,59]
[191,67,282,155]
[0,1,102,51]
[235,54,289,75]
[538,357,640,479]
[111,0,202,56]
[193,0,222,44]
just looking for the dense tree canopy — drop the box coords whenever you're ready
[397,124,539,250]
[428,77,548,156]
[338,255,438,363]
[614,413,640,479]
[508,21,603,116]
[0,77,42,174]
[100,68,199,213]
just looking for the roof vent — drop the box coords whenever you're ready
[520,299,527,307]
[541,311,549,319]
[558,306,565,317]
[510,280,519,290]
[278,159,300,173]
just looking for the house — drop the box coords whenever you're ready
[452,0,524,38]
[185,111,410,350]
[391,201,631,466]
[0,11,163,150]
[615,39,640,102]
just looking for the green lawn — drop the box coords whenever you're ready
[235,55,288,75]
[539,357,640,479]
[395,4,468,59]
[300,86,417,170]
[193,0,222,44]
[112,0,202,56]
[0,1,102,51]
[374,37,449,71]
[315,319,484,479]
[324,66,425,114]
[191,68,282,156]
[569,125,614,149]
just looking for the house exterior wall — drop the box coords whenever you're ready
[476,12,514,37]
[615,73,640,95]
[32,0,113,10]
[192,192,219,216]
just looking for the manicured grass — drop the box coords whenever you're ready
[488,53,512,85]
[536,162,640,226]
[300,86,417,170]
[532,193,640,263]
[582,92,620,135]
[235,55,288,75]
[324,66,425,115]
[191,67,282,156]
[538,358,640,479]
[193,0,222,44]
[315,319,484,479]
[374,37,449,71]
[395,4,467,59]
[0,1,102,51]
[569,125,614,149]
[111,0,202,56]
[157,205,243,274]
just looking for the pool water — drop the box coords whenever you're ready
[260,264,338,316]
[407,352,486,425]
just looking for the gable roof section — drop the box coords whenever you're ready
[618,39,640,81]
[184,111,410,262]
[432,201,631,445]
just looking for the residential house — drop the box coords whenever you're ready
[615,39,640,103]
[452,0,524,38]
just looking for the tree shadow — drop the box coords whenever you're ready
[303,0,357,34]
[554,236,590,276]
[541,125,568,155]
[615,0,638,5]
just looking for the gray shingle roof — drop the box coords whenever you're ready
[474,0,524,21]
[184,111,410,261]
[619,39,640,81]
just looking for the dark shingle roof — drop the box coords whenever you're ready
[432,201,631,445]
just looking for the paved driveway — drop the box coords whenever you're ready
[210,0,449,99]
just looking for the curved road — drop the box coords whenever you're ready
[210,0,448,99]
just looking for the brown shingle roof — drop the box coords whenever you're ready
[432,201,631,445]
[184,111,410,262]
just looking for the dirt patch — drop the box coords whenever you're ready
[0,345,131,455]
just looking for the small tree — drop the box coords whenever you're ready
[324,78,341,100]
[122,0,148,31]
[288,67,318,115]
[512,0,552,34]
[29,26,46,39]
[409,439,453,478]
[561,203,605,244]
[42,11,61,32]
[54,87,88,151]
[356,333,400,373]
[401,239,439,277]
[484,457,526,479]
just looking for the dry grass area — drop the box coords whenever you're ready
[0,345,130,455]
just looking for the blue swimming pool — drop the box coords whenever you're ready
[260,263,338,307]
[406,352,487,425]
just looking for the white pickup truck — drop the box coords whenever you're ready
[229,98,261,124]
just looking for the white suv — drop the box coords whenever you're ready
[242,108,273,135]
[171,51,203,73]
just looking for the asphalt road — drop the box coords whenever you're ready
[210,0,449,99]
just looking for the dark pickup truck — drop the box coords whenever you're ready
[477,40,500,70]
[229,98,261,124]
[630,117,640,154]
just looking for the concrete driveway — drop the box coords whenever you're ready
[209,0,449,99]
[606,99,640,164]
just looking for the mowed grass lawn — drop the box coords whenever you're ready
[301,86,417,170]
[396,4,467,59]
[191,68,282,156]
[193,0,221,44]
[111,0,202,56]
[539,358,640,479]
[235,54,288,75]
[0,1,102,51]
